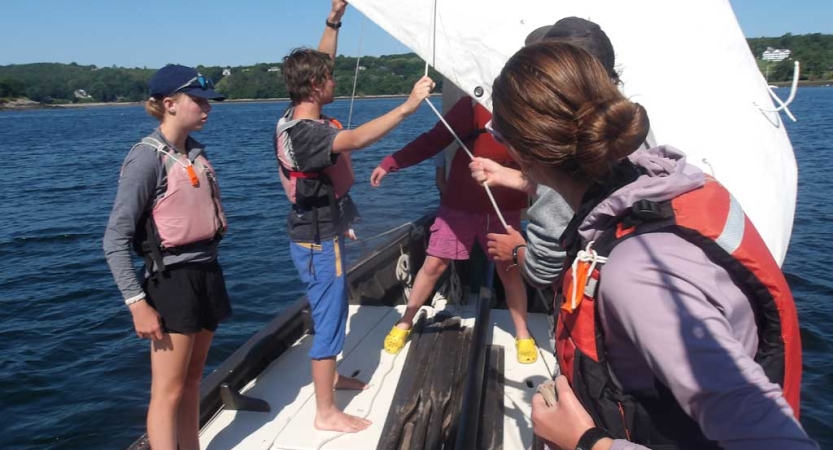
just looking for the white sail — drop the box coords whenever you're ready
[350,0,797,264]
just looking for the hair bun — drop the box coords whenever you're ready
[573,98,649,179]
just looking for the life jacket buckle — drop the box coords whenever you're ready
[622,200,671,229]
[631,199,663,219]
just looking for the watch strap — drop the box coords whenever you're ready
[576,427,613,450]
[512,244,527,266]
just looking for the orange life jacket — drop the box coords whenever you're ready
[556,175,801,448]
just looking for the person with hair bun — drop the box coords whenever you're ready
[472,17,631,297]
[481,42,816,450]
[103,64,230,450]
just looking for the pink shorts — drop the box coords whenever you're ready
[427,206,522,261]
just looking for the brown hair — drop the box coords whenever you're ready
[282,48,334,104]
[492,41,648,181]
[144,93,184,121]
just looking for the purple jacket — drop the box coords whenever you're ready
[573,147,816,450]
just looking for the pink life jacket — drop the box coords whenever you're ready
[138,137,227,249]
[275,112,354,204]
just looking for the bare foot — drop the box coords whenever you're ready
[334,373,369,390]
[315,409,372,433]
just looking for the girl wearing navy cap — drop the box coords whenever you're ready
[103,64,230,450]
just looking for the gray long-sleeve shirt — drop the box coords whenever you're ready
[523,185,571,288]
[103,130,218,303]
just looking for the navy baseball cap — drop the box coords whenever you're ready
[148,64,225,100]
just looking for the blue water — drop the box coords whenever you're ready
[0,91,831,449]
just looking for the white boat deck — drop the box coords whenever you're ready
[200,300,556,450]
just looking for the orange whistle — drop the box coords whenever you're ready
[562,261,590,313]
[186,165,199,187]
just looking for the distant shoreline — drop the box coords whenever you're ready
[0,93,436,111]
[768,80,832,88]
[4,83,832,111]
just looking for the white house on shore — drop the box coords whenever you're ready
[222,68,232,76]
[762,47,792,62]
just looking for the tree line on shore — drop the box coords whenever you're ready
[1,34,831,105]
[0,54,443,105]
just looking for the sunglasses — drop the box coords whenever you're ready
[484,119,507,145]
[173,74,215,94]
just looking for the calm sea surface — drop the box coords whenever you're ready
[0,91,831,449]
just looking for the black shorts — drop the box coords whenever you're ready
[144,260,232,334]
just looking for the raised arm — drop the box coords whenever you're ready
[318,0,347,59]
[332,76,434,153]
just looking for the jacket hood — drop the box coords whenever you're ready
[576,146,705,244]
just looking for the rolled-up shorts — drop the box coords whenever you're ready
[144,260,232,334]
[290,236,348,360]
[427,206,522,261]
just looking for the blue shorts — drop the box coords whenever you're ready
[290,236,349,360]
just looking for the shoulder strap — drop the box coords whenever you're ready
[277,107,303,135]
[593,200,676,258]
[139,137,180,171]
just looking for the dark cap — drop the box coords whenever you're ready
[525,17,616,79]
[148,64,225,100]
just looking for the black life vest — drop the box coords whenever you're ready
[274,110,359,243]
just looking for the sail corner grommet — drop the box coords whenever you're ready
[473,86,484,98]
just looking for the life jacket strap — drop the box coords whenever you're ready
[280,163,322,180]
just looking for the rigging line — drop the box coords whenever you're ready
[421,0,508,230]
[428,0,437,74]
[422,100,508,229]
[343,221,417,248]
[346,20,365,130]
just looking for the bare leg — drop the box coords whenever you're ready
[312,357,372,432]
[147,333,195,450]
[495,261,531,339]
[397,255,451,330]
[177,330,214,450]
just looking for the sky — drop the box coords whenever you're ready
[0,0,830,68]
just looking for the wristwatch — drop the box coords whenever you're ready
[576,427,613,450]
[326,20,342,29]
[512,244,527,266]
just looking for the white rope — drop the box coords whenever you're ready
[758,61,800,122]
[426,0,437,76]
[569,241,608,311]
[419,0,508,230]
[346,20,365,130]
[396,251,413,285]
[421,99,508,230]
[344,221,416,248]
